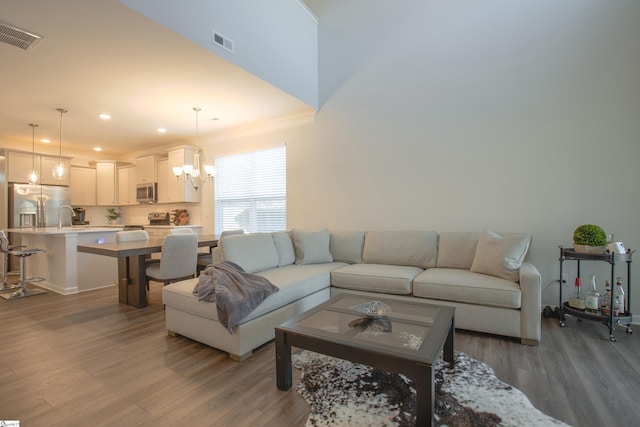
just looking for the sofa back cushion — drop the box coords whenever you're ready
[221,233,279,273]
[272,231,295,266]
[330,230,365,264]
[362,230,438,268]
[470,230,531,282]
[291,228,334,265]
[436,232,480,270]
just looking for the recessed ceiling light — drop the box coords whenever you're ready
[212,117,220,121]
[157,127,167,133]
[99,113,111,120]
[93,147,102,152]
[40,138,50,143]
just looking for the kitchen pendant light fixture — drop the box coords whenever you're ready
[27,123,39,184]
[52,108,67,180]
[172,107,216,192]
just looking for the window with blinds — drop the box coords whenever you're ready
[214,145,286,235]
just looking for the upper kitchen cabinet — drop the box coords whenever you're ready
[117,165,137,205]
[70,166,96,206]
[156,158,170,204]
[6,150,71,186]
[96,161,117,205]
[136,155,157,184]
[166,147,198,203]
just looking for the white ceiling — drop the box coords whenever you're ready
[0,0,315,158]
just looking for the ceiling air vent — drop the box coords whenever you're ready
[0,21,42,51]
[212,30,234,53]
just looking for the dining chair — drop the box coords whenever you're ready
[168,228,195,235]
[116,229,153,288]
[197,229,244,273]
[146,233,198,286]
[0,230,47,299]
[116,229,150,242]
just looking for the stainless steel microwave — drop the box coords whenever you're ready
[136,182,157,203]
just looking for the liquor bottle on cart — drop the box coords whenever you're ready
[614,276,626,316]
[585,275,600,314]
[569,277,586,310]
[600,280,612,316]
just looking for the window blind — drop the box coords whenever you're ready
[214,145,286,235]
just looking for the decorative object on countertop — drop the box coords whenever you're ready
[106,208,121,224]
[173,209,189,226]
[573,224,607,253]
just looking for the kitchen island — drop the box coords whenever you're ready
[6,227,121,295]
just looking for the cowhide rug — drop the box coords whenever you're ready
[292,351,570,427]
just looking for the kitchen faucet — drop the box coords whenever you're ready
[57,205,76,229]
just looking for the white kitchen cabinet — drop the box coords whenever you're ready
[117,166,137,205]
[70,166,96,206]
[166,147,198,203]
[6,150,70,186]
[156,158,170,204]
[6,151,39,183]
[96,161,117,206]
[136,155,157,184]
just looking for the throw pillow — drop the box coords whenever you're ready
[470,230,531,282]
[330,230,365,264]
[292,228,333,265]
[272,231,295,266]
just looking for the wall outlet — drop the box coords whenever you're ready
[562,273,568,284]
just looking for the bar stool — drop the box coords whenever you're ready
[0,240,24,292]
[0,230,46,299]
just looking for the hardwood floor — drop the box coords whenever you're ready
[1,282,638,426]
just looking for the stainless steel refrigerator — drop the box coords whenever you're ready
[8,183,71,228]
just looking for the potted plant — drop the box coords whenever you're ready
[573,224,607,253]
[106,208,121,224]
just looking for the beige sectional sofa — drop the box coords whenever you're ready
[162,228,541,361]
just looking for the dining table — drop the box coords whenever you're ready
[77,234,217,308]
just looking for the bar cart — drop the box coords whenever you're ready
[558,246,633,342]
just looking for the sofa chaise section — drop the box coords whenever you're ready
[163,230,345,361]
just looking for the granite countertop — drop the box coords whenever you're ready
[6,227,121,235]
[6,225,203,235]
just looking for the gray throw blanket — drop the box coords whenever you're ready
[193,261,279,334]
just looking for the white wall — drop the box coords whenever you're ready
[205,0,640,315]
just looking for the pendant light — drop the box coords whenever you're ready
[27,123,39,185]
[52,108,67,180]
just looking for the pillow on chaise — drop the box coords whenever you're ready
[470,229,531,282]
[292,228,333,265]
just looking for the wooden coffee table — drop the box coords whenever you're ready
[275,293,455,426]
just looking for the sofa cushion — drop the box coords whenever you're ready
[413,268,521,309]
[331,263,423,295]
[330,230,365,264]
[221,233,279,274]
[470,230,531,282]
[362,230,438,269]
[436,232,479,270]
[272,232,295,266]
[292,228,334,265]
[162,262,346,325]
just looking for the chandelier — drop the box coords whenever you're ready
[172,107,215,192]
